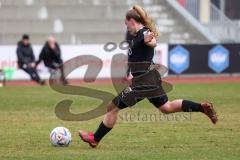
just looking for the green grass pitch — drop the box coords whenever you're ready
[0,83,240,160]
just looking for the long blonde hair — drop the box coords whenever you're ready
[126,5,160,38]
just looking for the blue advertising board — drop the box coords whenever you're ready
[169,45,190,74]
[208,45,229,73]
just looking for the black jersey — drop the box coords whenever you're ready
[127,27,154,76]
[128,27,154,63]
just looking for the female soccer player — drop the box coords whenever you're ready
[78,5,218,148]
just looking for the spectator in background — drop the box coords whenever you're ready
[0,69,6,87]
[16,34,45,85]
[36,36,68,84]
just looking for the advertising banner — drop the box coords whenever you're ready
[0,43,168,80]
[168,44,240,74]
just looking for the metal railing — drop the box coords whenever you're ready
[177,0,240,43]
[207,3,240,43]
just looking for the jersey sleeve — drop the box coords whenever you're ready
[134,28,148,46]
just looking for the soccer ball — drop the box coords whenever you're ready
[50,127,72,147]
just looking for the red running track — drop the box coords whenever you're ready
[4,76,240,86]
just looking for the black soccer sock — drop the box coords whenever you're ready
[94,122,112,142]
[182,100,204,112]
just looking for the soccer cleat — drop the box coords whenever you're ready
[78,130,98,148]
[201,102,218,124]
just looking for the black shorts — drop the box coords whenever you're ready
[112,94,168,109]
[112,69,169,109]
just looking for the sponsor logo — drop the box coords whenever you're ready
[208,45,229,73]
[169,45,190,74]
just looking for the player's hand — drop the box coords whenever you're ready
[144,31,154,43]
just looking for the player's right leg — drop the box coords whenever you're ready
[78,86,144,148]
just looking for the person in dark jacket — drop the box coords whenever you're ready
[16,34,45,85]
[36,36,67,84]
[0,69,6,87]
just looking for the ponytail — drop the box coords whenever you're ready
[132,5,160,38]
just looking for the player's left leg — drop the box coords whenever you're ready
[148,95,218,124]
[78,101,121,148]
[159,99,218,124]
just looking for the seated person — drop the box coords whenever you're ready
[16,34,45,85]
[36,36,68,84]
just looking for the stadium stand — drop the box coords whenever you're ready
[0,0,209,44]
